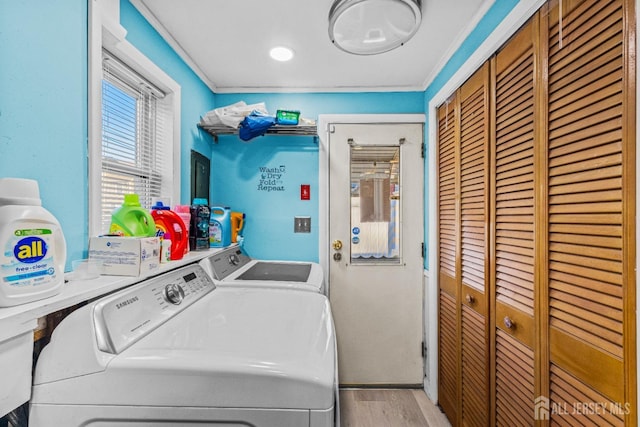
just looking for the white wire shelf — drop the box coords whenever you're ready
[198,123,318,142]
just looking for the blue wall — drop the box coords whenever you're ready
[0,0,88,269]
[210,92,424,261]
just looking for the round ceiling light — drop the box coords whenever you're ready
[329,0,422,55]
[269,46,295,61]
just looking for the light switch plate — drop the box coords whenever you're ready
[294,216,311,233]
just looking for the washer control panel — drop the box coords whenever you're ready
[93,264,215,354]
[200,247,252,280]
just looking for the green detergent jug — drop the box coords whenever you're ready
[109,194,156,237]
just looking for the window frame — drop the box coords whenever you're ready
[88,0,180,237]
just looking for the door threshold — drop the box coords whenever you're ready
[339,384,423,389]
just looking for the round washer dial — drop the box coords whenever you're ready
[163,283,185,305]
[228,253,240,265]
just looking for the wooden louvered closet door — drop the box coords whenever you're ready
[459,63,490,427]
[437,63,490,427]
[491,17,538,427]
[436,0,636,425]
[544,0,635,424]
[437,91,459,426]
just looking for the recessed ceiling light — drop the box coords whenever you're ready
[270,46,294,62]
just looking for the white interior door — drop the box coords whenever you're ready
[328,123,424,385]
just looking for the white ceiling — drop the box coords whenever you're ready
[132,0,491,93]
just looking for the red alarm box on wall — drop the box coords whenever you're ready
[301,184,310,200]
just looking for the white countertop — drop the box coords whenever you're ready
[0,248,225,342]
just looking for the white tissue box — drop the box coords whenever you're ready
[89,236,160,276]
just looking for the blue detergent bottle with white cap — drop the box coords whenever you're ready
[209,206,231,247]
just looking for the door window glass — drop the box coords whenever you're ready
[350,144,400,263]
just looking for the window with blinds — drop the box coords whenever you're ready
[100,50,167,233]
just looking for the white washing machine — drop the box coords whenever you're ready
[29,263,336,427]
[199,246,325,293]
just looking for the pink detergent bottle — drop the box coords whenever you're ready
[173,205,191,255]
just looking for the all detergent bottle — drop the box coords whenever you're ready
[109,194,156,237]
[209,206,231,247]
[151,201,187,261]
[0,178,67,307]
[190,198,210,251]
[231,211,245,243]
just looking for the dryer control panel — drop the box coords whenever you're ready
[93,264,215,354]
[200,246,252,280]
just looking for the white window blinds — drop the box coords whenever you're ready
[100,49,167,233]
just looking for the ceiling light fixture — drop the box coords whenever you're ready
[328,0,422,55]
[269,46,294,62]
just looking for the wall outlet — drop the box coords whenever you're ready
[294,216,311,233]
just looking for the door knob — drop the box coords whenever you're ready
[503,316,514,330]
[333,239,343,251]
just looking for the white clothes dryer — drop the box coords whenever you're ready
[199,246,325,293]
[29,263,336,427]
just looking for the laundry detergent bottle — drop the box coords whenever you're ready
[173,205,191,255]
[209,206,231,248]
[230,211,245,243]
[190,198,210,251]
[151,201,187,261]
[109,194,156,237]
[0,178,67,307]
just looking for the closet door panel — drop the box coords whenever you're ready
[437,63,491,426]
[437,97,459,424]
[546,0,632,416]
[493,19,536,337]
[459,63,490,427]
[492,17,537,426]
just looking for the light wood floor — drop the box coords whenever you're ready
[339,389,451,427]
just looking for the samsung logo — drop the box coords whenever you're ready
[116,296,139,309]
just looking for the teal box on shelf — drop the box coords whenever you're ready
[276,110,300,125]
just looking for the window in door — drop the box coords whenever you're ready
[349,144,401,263]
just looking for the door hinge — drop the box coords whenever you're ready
[421,142,425,158]
[421,242,425,258]
[421,341,426,358]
